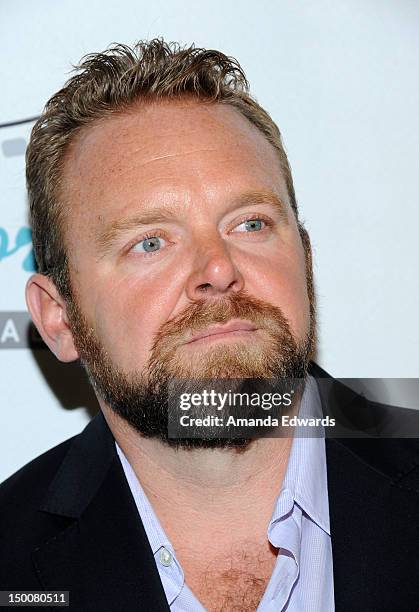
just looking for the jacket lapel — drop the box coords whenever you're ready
[33,413,170,611]
[325,437,387,611]
[313,363,419,612]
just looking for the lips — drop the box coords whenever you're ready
[185,320,258,345]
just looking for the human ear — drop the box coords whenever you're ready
[25,273,79,362]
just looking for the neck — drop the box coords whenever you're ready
[102,404,294,539]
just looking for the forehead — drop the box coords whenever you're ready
[60,101,289,232]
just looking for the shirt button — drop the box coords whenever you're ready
[159,547,173,567]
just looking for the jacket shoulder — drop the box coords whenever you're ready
[0,435,77,520]
[0,435,83,589]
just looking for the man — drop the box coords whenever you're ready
[0,39,417,611]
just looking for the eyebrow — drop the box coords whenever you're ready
[96,190,289,255]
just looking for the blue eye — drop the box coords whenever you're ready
[235,218,265,232]
[132,236,166,253]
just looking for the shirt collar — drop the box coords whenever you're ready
[115,443,172,555]
[269,375,331,536]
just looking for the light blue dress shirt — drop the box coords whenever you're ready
[116,375,335,610]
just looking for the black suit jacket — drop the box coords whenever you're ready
[0,363,418,611]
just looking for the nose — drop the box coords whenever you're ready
[185,231,245,300]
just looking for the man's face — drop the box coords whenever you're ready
[60,100,315,445]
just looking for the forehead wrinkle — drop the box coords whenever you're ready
[129,146,219,163]
[103,147,225,180]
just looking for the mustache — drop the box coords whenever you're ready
[149,289,293,352]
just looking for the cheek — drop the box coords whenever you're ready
[91,269,181,371]
[271,270,310,341]
[246,244,310,342]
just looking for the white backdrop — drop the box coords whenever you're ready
[1,0,418,482]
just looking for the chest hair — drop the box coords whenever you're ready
[183,542,279,612]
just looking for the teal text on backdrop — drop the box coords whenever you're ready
[0,227,36,272]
